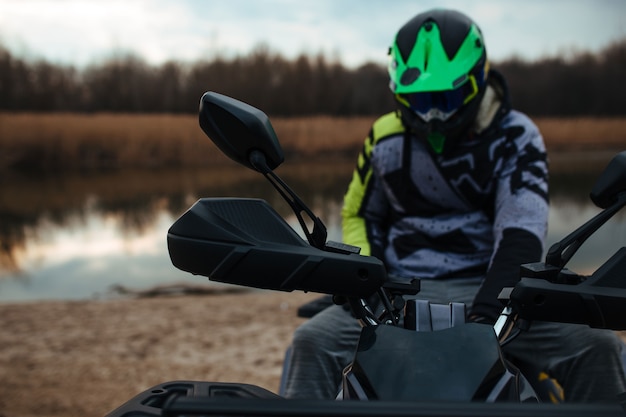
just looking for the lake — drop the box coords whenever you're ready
[1,152,624,303]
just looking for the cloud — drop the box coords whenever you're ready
[0,0,624,68]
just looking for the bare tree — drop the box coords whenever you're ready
[1,38,625,116]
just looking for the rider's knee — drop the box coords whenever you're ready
[586,330,624,355]
[291,319,328,349]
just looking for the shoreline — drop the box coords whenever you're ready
[2,290,625,417]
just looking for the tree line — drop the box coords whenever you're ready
[1,39,625,117]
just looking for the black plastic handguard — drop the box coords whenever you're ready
[167,198,386,298]
[508,247,626,329]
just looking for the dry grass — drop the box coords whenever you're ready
[0,113,624,172]
[535,117,626,151]
[0,113,213,171]
[0,113,374,171]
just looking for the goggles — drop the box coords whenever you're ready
[397,74,482,122]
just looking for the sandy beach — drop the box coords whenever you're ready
[1,287,625,417]
[0,289,318,417]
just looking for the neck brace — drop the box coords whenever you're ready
[473,83,502,134]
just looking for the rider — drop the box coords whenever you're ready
[282,8,626,402]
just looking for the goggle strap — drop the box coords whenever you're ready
[462,75,479,105]
[395,94,410,107]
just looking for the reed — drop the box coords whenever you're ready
[535,117,626,151]
[1,113,624,172]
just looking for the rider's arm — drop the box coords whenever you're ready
[470,113,550,323]
[342,127,391,260]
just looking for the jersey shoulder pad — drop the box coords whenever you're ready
[371,111,405,145]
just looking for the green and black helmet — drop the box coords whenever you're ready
[388,9,490,154]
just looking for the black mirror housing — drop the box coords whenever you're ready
[590,150,626,209]
[199,92,284,171]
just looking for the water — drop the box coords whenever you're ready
[1,155,624,303]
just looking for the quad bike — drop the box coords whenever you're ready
[106,92,626,416]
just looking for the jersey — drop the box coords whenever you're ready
[341,74,549,320]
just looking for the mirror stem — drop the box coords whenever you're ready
[249,150,328,249]
[546,191,626,268]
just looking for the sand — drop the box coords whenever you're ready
[0,289,318,417]
[1,289,625,417]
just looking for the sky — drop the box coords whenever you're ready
[1,0,625,68]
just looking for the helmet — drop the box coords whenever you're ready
[388,9,489,154]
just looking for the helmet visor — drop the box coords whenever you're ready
[397,75,480,122]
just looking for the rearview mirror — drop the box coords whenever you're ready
[590,150,626,209]
[198,92,284,171]
[198,91,328,248]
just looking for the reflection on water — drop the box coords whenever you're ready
[1,155,625,302]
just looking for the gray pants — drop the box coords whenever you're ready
[282,278,626,402]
